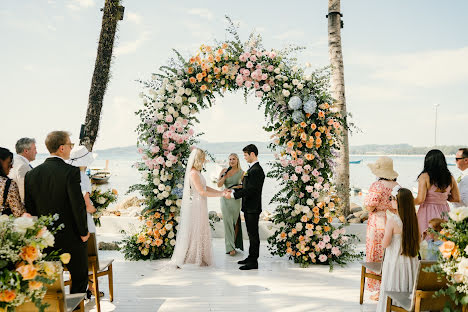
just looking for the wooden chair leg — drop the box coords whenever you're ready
[360,266,365,304]
[92,263,101,312]
[386,296,392,312]
[108,263,114,302]
[79,299,85,312]
[414,295,421,312]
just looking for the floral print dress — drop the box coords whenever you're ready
[364,180,395,292]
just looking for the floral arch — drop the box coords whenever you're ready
[122,20,361,268]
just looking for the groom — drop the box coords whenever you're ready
[225,144,265,270]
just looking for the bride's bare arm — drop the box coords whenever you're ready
[190,171,223,197]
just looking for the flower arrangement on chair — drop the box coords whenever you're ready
[90,187,118,226]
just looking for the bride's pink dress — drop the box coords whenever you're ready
[183,171,213,266]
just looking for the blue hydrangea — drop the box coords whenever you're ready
[303,97,317,114]
[292,110,305,123]
[288,96,302,110]
[171,187,183,199]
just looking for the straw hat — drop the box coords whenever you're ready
[367,156,398,180]
[68,145,97,168]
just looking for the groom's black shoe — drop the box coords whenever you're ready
[237,258,250,265]
[239,263,258,270]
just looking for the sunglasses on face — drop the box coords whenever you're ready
[456,157,467,161]
[388,195,396,202]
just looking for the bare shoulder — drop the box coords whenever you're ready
[190,169,200,178]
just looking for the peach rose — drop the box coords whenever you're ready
[19,245,39,264]
[29,280,43,290]
[60,253,71,265]
[439,241,456,258]
[16,264,37,280]
[0,289,16,302]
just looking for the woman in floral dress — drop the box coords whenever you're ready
[364,156,399,301]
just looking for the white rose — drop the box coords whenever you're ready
[152,178,160,185]
[163,78,169,84]
[297,83,303,90]
[185,88,192,95]
[457,258,468,277]
[13,216,35,234]
[292,79,298,85]
[274,68,281,74]
[170,239,176,246]
[302,206,310,214]
[189,96,197,104]
[306,198,314,206]
[181,105,190,115]
[165,200,172,206]
[282,89,290,97]
[170,206,176,212]
[165,160,173,167]
[153,169,159,176]
[295,223,303,231]
[172,111,179,118]
[279,63,285,69]
[167,98,174,104]
[177,87,185,96]
[157,88,165,95]
[160,175,167,182]
[175,80,183,87]
[165,185,171,192]
[449,207,468,222]
[165,223,173,230]
[168,231,175,238]
[157,113,164,120]
[0,215,9,223]
[174,96,183,104]
[291,211,297,217]
[97,197,106,205]
[176,199,182,207]
[162,191,169,198]
[167,174,173,180]
[167,106,175,114]
[283,83,289,88]
[157,193,164,200]
[166,84,174,92]
[158,184,165,191]
[153,189,159,194]
[42,230,55,247]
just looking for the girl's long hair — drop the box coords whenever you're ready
[418,149,452,190]
[0,147,13,178]
[396,188,420,257]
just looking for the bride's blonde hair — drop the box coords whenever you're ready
[192,148,206,171]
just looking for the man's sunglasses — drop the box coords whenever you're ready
[456,157,467,161]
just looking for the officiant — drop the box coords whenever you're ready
[217,153,244,256]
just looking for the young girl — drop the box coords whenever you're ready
[421,218,444,260]
[376,187,420,312]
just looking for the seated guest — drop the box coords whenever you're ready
[414,149,460,237]
[0,147,26,216]
[8,138,37,203]
[25,131,89,295]
[420,218,444,260]
[376,187,420,312]
[363,156,399,300]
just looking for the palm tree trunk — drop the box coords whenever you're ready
[327,0,350,217]
[80,0,123,151]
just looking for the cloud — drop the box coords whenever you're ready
[187,8,213,20]
[127,12,142,25]
[114,31,151,56]
[273,30,305,40]
[67,0,95,10]
[348,47,468,87]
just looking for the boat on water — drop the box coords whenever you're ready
[349,159,363,164]
[89,160,111,184]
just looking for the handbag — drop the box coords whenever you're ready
[1,178,13,215]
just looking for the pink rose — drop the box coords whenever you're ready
[297,158,304,166]
[250,55,257,62]
[236,75,244,86]
[188,128,194,136]
[165,115,173,123]
[269,51,277,58]
[312,191,320,198]
[239,54,248,62]
[169,125,176,132]
[156,156,165,165]
[255,91,263,98]
[280,159,288,167]
[326,243,332,249]
[291,174,298,182]
[157,125,165,133]
[151,146,160,154]
[282,173,289,181]
[168,143,176,151]
[317,176,324,183]
[295,166,303,174]
[331,232,339,240]
[262,84,271,92]
[137,148,143,154]
[182,119,189,126]
[306,186,314,193]
[142,154,148,160]
[299,192,304,198]
[331,247,341,256]
[261,73,268,80]
[318,241,326,249]
[256,64,263,70]
[304,164,311,171]
[312,169,320,177]
[246,61,254,69]
[164,151,169,156]
[245,81,252,88]
[319,254,327,262]
[254,82,260,89]
[244,51,251,58]
[267,65,274,72]
[177,138,184,144]
[323,235,330,243]
[301,174,310,183]
[306,229,314,237]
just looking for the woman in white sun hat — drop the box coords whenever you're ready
[363,156,399,301]
[68,145,97,234]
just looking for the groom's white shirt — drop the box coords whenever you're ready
[8,155,32,203]
[455,168,468,207]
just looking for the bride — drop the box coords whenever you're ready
[171,148,226,267]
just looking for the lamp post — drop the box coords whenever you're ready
[434,104,440,147]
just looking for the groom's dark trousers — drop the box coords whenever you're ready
[234,162,265,264]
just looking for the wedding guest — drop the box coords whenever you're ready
[376,187,420,312]
[0,147,26,216]
[25,131,89,295]
[8,138,37,203]
[217,153,244,256]
[363,156,399,300]
[454,148,468,207]
[414,149,460,237]
[420,218,444,260]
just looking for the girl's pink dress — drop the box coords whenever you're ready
[364,180,394,292]
[417,184,451,238]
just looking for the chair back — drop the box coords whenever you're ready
[87,233,100,269]
[17,262,67,312]
[409,260,449,311]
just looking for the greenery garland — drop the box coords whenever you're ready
[121,17,362,268]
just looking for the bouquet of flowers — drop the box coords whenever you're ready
[427,207,468,311]
[0,214,70,311]
[90,187,118,226]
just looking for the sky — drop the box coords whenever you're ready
[1,0,467,153]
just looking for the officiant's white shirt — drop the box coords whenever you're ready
[455,169,468,207]
[8,155,32,203]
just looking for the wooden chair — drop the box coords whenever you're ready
[385,260,450,312]
[64,234,114,312]
[17,263,86,312]
[359,261,382,304]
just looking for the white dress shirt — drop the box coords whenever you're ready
[455,169,468,208]
[8,155,32,203]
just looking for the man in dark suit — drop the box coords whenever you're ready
[25,131,89,294]
[226,144,265,270]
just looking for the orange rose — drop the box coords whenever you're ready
[137,234,145,243]
[222,43,228,49]
[159,228,167,236]
[207,54,214,63]
[301,215,308,222]
[328,217,333,223]
[221,65,229,73]
[280,232,287,239]
[311,123,317,130]
[29,280,43,290]
[200,85,208,91]
[188,67,194,74]
[16,264,38,280]
[324,225,331,232]
[0,289,16,302]
[189,77,196,84]
[316,137,322,145]
[19,245,39,264]
[312,207,319,213]
[318,111,325,118]
[146,220,153,228]
[313,217,320,224]
[291,228,297,235]
[439,241,456,258]
[306,224,314,230]
[300,122,307,128]
[286,247,293,254]
[155,223,163,230]
[196,73,203,81]
[189,57,195,64]
[300,133,307,142]
[155,238,163,247]
[206,46,212,52]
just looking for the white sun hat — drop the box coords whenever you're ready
[68,145,97,168]
[367,156,399,180]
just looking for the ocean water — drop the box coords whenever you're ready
[31,154,462,213]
